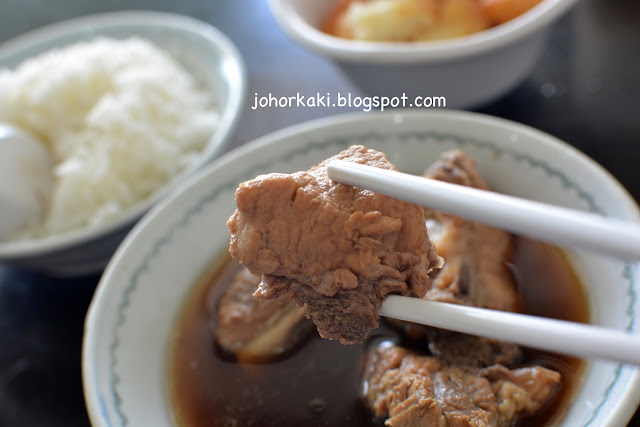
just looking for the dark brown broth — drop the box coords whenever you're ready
[169,238,588,427]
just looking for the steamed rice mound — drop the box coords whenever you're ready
[0,37,218,238]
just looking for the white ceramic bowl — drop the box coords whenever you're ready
[268,0,577,108]
[83,110,640,426]
[0,11,246,276]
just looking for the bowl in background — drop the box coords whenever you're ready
[0,11,246,276]
[268,0,577,108]
[83,110,640,426]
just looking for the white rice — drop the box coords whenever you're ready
[0,37,218,238]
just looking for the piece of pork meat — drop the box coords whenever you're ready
[426,330,521,368]
[215,268,312,362]
[385,150,522,366]
[423,150,520,312]
[365,342,561,427]
[227,145,443,344]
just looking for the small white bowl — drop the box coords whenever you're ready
[83,110,640,426]
[268,0,577,108]
[0,11,246,276]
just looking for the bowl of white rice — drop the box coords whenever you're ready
[0,11,246,275]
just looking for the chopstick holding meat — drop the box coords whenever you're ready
[227,145,443,344]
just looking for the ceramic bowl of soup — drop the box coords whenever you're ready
[268,0,577,108]
[83,110,640,426]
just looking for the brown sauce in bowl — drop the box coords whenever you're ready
[169,238,588,426]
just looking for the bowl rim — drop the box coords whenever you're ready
[0,10,247,259]
[268,0,578,63]
[83,109,640,427]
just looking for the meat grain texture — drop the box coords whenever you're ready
[228,145,443,344]
[365,342,561,427]
[423,149,519,311]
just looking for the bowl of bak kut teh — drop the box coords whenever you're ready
[83,110,640,426]
[268,0,577,108]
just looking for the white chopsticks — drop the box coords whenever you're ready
[380,296,640,365]
[327,159,640,261]
[327,159,640,364]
